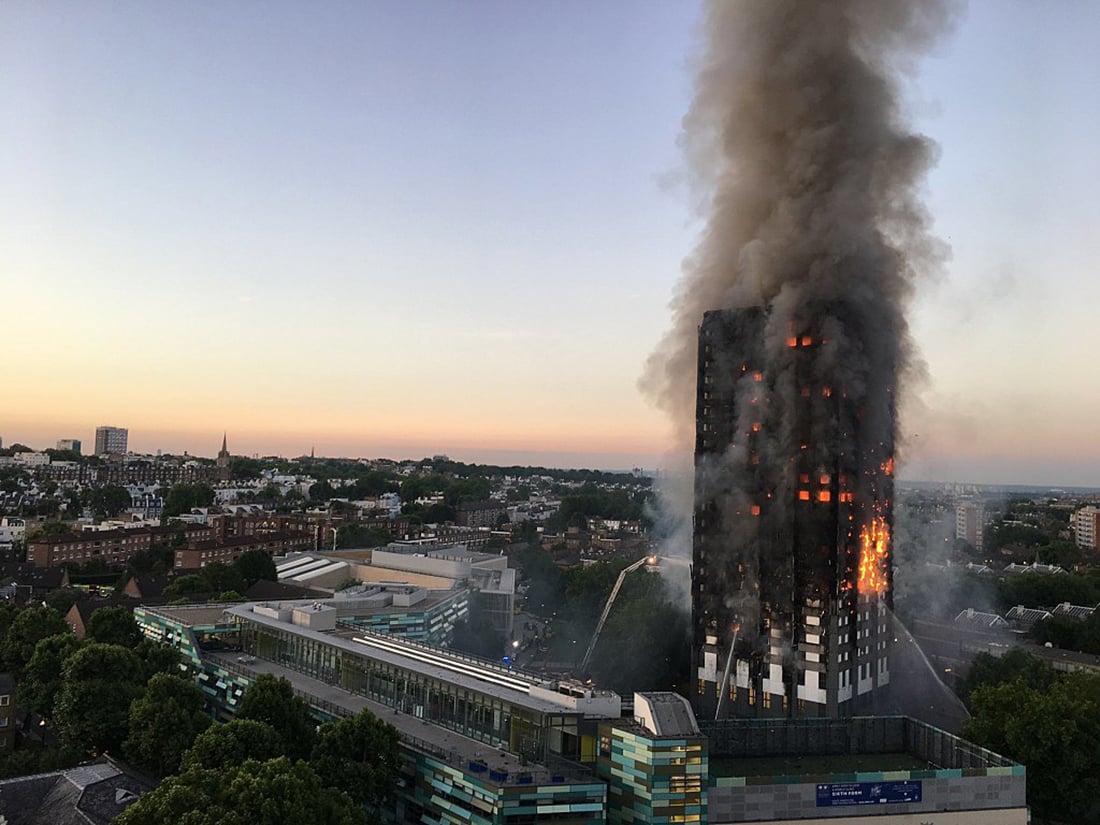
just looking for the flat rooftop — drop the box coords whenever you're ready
[222,601,617,716]
[140,604,238,628]
[333,588,462,622]
[205,651,593,786]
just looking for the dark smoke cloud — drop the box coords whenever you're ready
[642,0,957,447]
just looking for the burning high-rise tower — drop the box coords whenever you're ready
[639,1,955,719]
[691,307,895,719]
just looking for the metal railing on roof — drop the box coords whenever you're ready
[352,628,543,684]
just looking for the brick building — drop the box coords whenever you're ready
[29,524,216,569]
[173,530,312,570]
[208,512,314,541]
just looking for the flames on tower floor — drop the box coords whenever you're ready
[691,307,896,720]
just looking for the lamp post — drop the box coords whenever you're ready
[331,527,338,552]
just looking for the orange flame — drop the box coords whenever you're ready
[858,516,890,595]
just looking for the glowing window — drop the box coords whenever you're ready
[799,490,810,501]
[801,335,812,346]
[818,491,832,503]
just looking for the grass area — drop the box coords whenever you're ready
[709,752,930,778]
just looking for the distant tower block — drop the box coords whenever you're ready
[56,438,82,454]
[94,426,128,456]
[955,498,985,551]
[691,308,895,720]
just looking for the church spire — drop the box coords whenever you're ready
[216,432,231,477]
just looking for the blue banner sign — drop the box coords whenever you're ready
[816,780,922,807]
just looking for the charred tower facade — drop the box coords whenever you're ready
[691,308,895,720]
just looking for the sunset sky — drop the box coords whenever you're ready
[2,2,1098,486]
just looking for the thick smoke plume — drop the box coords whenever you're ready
[643,0,954,448]
[642,3,962,713]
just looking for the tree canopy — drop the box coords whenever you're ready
[161,483,216,519]
[164,574,211,600]
[1,606,69,678]
[113,757,366,825]
[87,606,144,648]
[182,719,285,772]
[963,670,1100,824]
[20,632,80,717]
[235,549,277,586]
[235,674,317,761]
[310,709,401,809]
[86,485,133,519]
[955,648,1057,708]
[125,673,212,777]
[54,643,146,755]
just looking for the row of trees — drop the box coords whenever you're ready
[544,483,651,531]
[117,674,400,825]
[159,549,278,601]
[0,603,185,778]
[1030,611,1100,655]
[1,598,400,824]
[959,649,1100,824]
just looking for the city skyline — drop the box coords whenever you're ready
[3,2,1099,486]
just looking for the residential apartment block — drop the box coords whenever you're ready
[1074,505,1100,552]
[173,531,312,570]
[956,498,985,551]
[94,426,128,455]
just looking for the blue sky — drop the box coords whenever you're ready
[1,2,1098,485]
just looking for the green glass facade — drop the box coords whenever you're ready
[134,605,250,714]
[135,603,627,825]
[598,723,708,825]
[339,590,469,644]
[402,752,607,825]
[237,616,590,764]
